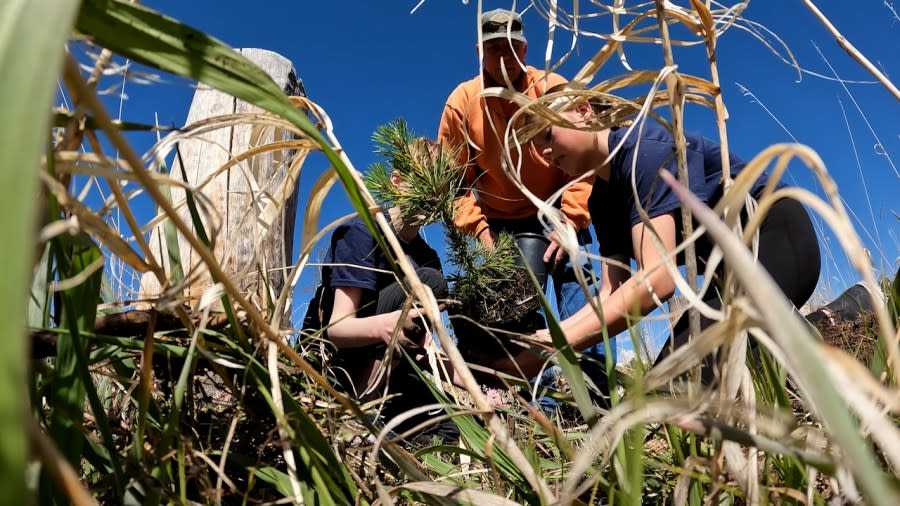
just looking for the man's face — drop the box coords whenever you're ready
[481,38,527,84]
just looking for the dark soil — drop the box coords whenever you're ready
[805,282,882,366]
[812,310,878,366]
[451,267,543,325]
[447,267,545,368]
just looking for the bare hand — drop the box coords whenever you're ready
[543,231,568,270]
[478,227,499,250]
[534,328,553,345]
[379,308,428,349]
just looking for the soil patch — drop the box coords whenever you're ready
[812,310,878,366]
[447,267,544,367]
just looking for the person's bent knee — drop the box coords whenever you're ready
[415,267,448,299]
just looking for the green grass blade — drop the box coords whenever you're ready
[156,150,184,289]
[247,357,359,504]
[407,357,539,503]
[28,245,53,329]
[252,467,297,498]
[46,242,90,467]
[0,0,81,502]
[48,233,126,497]
[532,274,596,423]
[663,170,900,504]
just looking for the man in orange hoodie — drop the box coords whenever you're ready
[438,8,614,404]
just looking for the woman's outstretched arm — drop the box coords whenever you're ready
[558,212,679,350]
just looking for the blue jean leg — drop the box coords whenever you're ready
[553,243,616,363]
[535,241,616,411]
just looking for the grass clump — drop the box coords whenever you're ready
[9,1,900,505]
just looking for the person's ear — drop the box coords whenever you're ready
[574,101,594,120]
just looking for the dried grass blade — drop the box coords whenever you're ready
[300,168,339,256]
[659,169,899,504]
[39,172,151,273]
[801,0,900,101]
[398,481,523,505]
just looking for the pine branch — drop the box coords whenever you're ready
[364,118,521,311]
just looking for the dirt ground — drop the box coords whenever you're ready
[812,310,879,365]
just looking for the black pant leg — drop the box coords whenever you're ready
[376,267,448,313]
[753,198,820,308]
[371,267,449,432]
[653,198,820,386]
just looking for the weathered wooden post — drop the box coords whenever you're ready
[139,48,305,320]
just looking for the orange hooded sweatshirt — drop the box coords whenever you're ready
[437,66,593,237]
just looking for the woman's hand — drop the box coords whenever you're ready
[534,327,554,345]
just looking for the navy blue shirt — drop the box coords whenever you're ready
[302,216,442,331]
[589,123,775,260]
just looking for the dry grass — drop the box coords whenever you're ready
[9,1,899,504]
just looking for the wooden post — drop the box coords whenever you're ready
[139,48,305,319]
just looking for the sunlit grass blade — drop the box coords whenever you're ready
[660,169,900,504]
[0,0,81,502]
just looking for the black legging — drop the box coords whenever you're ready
[653,197,821,385]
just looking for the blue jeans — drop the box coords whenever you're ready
[537,236,616,410]
[486,217,615,408]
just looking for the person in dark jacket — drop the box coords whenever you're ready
[302,140,449,419]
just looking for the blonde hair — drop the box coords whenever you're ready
[518,84,633,142]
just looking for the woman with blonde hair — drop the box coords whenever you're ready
[513,85,821,386]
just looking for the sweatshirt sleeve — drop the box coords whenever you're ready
[438,93,490,237]
[560,176,595,230]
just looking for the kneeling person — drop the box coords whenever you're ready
[303,149,448,425]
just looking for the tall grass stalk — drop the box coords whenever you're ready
[663,169,899,503]
[10,0,899,503]
[0,0,81,502]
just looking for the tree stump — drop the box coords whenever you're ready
[139,48,306,319]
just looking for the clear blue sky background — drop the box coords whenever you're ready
[104,1,898,361]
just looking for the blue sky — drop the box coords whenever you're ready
[98,1,898,360]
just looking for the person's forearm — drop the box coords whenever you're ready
[562,269,675,350]
[327,313,392,349]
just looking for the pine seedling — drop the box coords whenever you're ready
[445,228,518,306]
[364,119,519,306]
[365,119,463,227]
